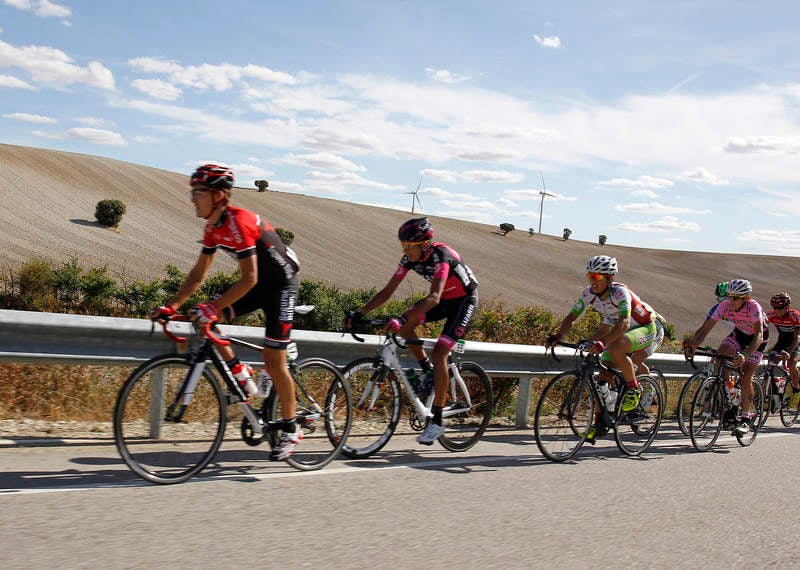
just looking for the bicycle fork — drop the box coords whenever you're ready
[165,360,207,423]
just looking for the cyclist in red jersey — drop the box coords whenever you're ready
[350,217,478,445]
[766,292,800,404]
[150,164,302,460]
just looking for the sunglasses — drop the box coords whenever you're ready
[401,241,427,250]
[727,295,746,301]
[189,188,211,199]
[587,272,608,281]
[771,304,787,310]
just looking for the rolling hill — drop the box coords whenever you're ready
[2,142,798,341]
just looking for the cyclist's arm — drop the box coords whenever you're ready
[209,254,258,312]
[166,252,214,309]
[741,319,763,358]
[404,275,446,325]
[686,318,717,348]
[361,275,403,315]
[598,316,630,346]
[556,312,579,338]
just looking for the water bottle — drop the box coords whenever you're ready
[776,375,788,393]
[640,385,656,409]
[406,369,421,393]
[419,371,435,400]
[598,383,615,412]
[256,368,273,399]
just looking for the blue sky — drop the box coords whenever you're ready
[2,1,800,256]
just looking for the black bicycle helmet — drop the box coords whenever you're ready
[190,164,235,190]
[398,217,434,242]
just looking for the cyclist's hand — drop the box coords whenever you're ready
[545,333,562,348]
[682,341,695,358]
[385,316,405,334]
[150,305,175,322]
[732,352,746,367]
[190,303,219,325]
[587,340,605,354]
[343,310,363,331]
[781,350,791,362]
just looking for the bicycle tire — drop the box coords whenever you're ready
[649,368,668,415]
[339,357,402,459]
[736,378,764,447]
[614,374,663,456]
[534,371,593,462]
[113,354,226,484]
[688,376,724,452]
[780,384,800,427]
[756,370,772,429]
[676,372,707,436]
[265,358,352,470]
[437,361,494,452]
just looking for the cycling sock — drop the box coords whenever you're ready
[418,358,432,373]
[282,419,297,433]
[432,405,443,425]
[226,356,243,370]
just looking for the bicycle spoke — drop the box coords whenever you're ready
[614,374,663,456]
[534,372,593,462]
[437,362,493,452]
[688,377,724,452]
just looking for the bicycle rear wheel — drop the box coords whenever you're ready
[266,358,352,470]
[614,374,663,456]
[689,377,724,452]
[339,358,401,459]
[736,379,764,447]
[676,372,706,436]
[756,371,772,429]
[534,371,593,462]
[113,354,226,484]
[438,362,494,452]
[780,384,800,427]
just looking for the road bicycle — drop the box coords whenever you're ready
[756,351,800,428]
[341,317,493,458]
[676,346,719,436]
[114,311,353,484]
[685,347,765,451]
[534,340,664,462]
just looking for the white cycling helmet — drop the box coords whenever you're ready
[727,278,752,296]
[586,255,618,275]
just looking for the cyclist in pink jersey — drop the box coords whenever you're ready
[350,217,478,445]
[685,278,766,435]
[150,164,302,460]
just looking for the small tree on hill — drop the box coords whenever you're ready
[95,199,126,228]
[562,227,572,241]
[275,227,294,245]
[499,223,515,236]
[255,180,269,192]
[598,234,607,246]
[528,227,535,237]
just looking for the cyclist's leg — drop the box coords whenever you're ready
[790,349,800,390]
[430,295,477,411]
[740,345,765,419]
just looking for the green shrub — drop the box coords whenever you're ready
[275,228,294,246]
[94,199,126,228]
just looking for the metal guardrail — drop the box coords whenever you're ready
[0,309,697,427]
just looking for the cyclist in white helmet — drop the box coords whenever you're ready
[685,278,767,435]
[546,255,661,442]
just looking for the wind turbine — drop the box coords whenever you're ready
[405,175,424,214]
[537,172,557,234]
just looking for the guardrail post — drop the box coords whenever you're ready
[149,367,165,439]
[515,374,533,428]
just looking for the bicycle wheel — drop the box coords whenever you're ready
[438,361,494,452]
[339,358,402,459]
[266,358,352,470]
[650,368,668,415]
[614,374,663,456]
[736,378,764,447]
[780,384,800,427]
[688,376,724,452]
[114,354,226,484]
[676,372,707,436]
[534,371,594,462]
[756,370,772,429]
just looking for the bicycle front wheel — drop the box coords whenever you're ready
[756,371,772,429]
[676,372,707,436]
[266,358,352,470]
[614,374,663,456]
[780,384,800,427]
[736,378,764,447]
[339,358,402,459]
[438,362,494,452]
[113,354,226,484]
[534,371,593,462]
[689,377,724,452]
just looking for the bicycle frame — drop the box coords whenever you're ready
[357,335,473,420]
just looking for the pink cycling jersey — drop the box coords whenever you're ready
[710,298,765,335]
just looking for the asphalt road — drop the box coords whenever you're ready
[1,419,798,568]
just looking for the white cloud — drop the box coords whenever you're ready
[599,175,674,190]
[421,168,459,182]
[128,57,297,91]
[616,216,701,233]
[425,67,470,84]
[0,40,114,90]
[533,34,562,49]
[3,111,56,123]
[4,0,70,18]
[677,167,729,185]
[131,78,182,101]
[65,127,126,146]
[304,171,402,193]
[132,135,162,143]
[277,151,365,171]
[723,136,800,155]
[630,190,658,198]
[737,229,800,254]
[0,74,35,89]
[75,116,112,127]
[614,202,710,215]
[460,169,524,183]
